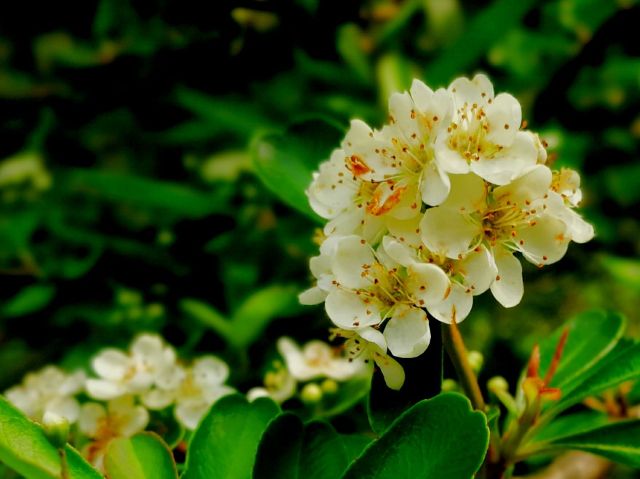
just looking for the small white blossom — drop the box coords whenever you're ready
[4,366,85,425]
[276,336,366,381]
[79,396,149,469]
[247,361,297,404]
[86,333,181,400]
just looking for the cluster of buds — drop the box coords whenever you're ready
[301,74,594,389]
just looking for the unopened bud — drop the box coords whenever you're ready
[42,412,70,449]
[442,378,458,392]
[301,383,323,404]
[467,351,484,373]
[320,379,339,395]
[487,376,509,394]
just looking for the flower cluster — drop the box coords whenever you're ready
[301,74,594,390]
[86,334,235,431]
[4,334,235,469]
[247,336,368,403]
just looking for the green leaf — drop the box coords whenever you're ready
[230,284,302,349]
[174,87,272,139]
[253,414,349,479]
[104,432,178,479]
[555,339,640,412]
[344,393,489,479]
[2,284,55,317]
[180,299,233,343]
[336,24,371,82]
[182,395,280,479]
[425,0,537,85]
[251,118,343,220]
[538,310,625,390]
[544,419,640,468]
[367,321,442,434]
[531,411,609,444]
[60,168,228,218]
[0,396,101,479]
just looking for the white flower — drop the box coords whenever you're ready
[382,230,496,323]
[247,361,297,404]
[86,334,180,400]
[79,396,149,469]
[435,73,537,185]
[4,366,85,424]
[333,328,405,390]
[276,336,366,381]
[420,166,584,307]
[142,356,234,430]
[320,235,450,358]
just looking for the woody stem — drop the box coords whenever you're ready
[442,320,486,411]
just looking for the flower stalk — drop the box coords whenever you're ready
[441,319,485,411]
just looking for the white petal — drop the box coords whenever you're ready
[384,307,431,358]
[457,246,497,295]
[78,402,106,437]
[331,235,376,289]
[277,337,317,381]
[119,405,149,437]
[471,132,538,185]
[490,249,523,308]
[92,349,130,381]
[45,397,80,424]
[86,379,127,400]
[371,346,405,390]
[484,93,521,146]
[192,356,229,388]
[518,215,570,266]
[406,262,450,306]
[325,290,381,329]
[442,173,486,212]
[142,389,176,410]
[566,209,594,243]
[382,236,417,266]
[420,207,480,259]
[389,92,420,141]
[409,79,434,112]
[386,216,423,248]
[493,164,552,206]
[247,388,270,402]
[429,283,473,323]
[421,161,451,206]
[358,327,387,352]
[175,400,209,430]
[298,286,327,305]
[131,334,164,360]
[435,135,470,174]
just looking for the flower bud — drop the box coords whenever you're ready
[300,383,323,404]
[320,379,339,395]
[42,411,70,449]
[467,351,484,374]
[442,378,458,392]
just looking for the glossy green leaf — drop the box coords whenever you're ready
[180,299,233,343]
[104,432,178,479]
[556,339,640,412]
[251,118,343,220]
[345,393,489,479]
[531,411,609,444]
[0,396,101,479]
[367,321,442,434]
[182,395,280,479]
[538,310,625,390]
[2,284,55,317]
[253,414,349,479]
[544,419,640,468]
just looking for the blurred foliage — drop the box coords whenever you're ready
[0,2,639,475]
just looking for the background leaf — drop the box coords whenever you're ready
[251,118,343,220]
